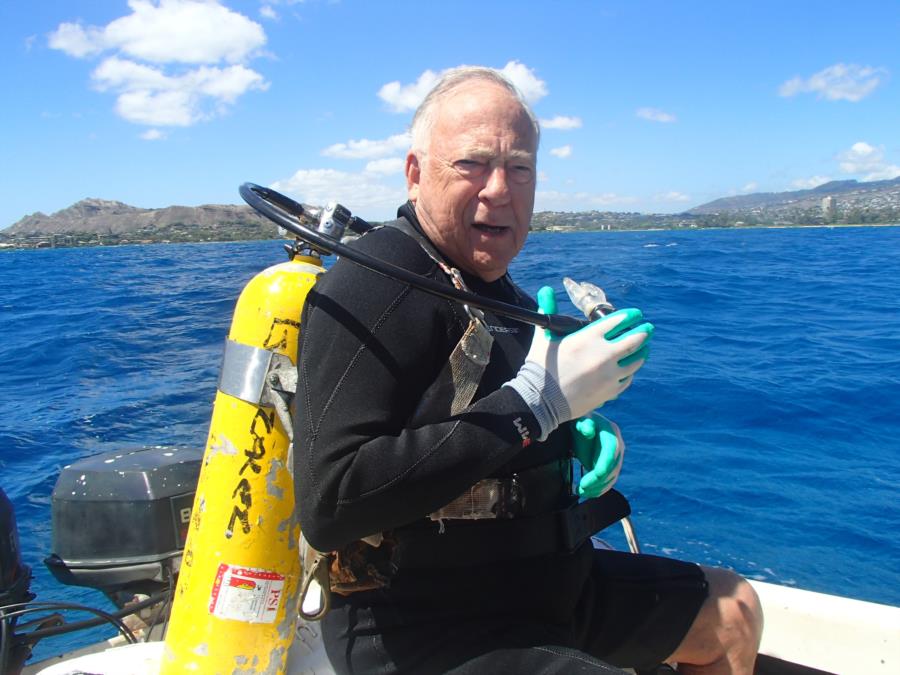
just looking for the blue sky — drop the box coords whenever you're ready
[2,0,898,228]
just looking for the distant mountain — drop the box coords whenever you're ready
[4,198,272,236]
[528,177,900,232]
[6,176,900,249]
[688,177,900,220]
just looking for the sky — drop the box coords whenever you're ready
[2,0,899,229]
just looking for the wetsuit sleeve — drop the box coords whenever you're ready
[294,230,541,551]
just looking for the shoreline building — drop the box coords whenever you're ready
[821,196,836,223]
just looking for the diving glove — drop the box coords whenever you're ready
[573,414,624,498]
[504,286,653,440]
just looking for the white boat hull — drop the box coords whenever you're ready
[23,581,900,675]
[750,580,900,675]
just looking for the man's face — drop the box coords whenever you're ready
[406,81,538,282]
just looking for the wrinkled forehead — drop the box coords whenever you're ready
[431,83,538,153]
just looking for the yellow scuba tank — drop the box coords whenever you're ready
[162,246,324,674]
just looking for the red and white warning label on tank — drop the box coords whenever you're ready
[209,563,285,624]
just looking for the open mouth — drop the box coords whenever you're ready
[473,222,507,234]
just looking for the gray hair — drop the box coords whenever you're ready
[409,66,541,155]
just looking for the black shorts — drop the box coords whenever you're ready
[573,548,709,669]
[323,548,708,674]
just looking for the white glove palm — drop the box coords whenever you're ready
[505,286,653,439]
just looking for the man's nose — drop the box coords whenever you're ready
[479,166,511,204]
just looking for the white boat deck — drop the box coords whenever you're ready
[23,582,900,675]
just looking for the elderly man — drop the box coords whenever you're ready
[295,67,762,674]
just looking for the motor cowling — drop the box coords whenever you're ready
[44,446,202,607]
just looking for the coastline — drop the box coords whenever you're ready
[2,221,898,251]
[533,221,900,234]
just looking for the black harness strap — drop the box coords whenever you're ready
[382,215,448,269]
[391,489,631,569]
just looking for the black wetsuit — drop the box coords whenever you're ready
[294,204,707,674]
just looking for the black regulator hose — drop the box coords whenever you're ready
[240,183,590,336]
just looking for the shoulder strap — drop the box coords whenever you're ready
[379,218,494,416]
[381,217,449,268]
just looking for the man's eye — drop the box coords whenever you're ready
[510,165,534,184]
[455,160,487,176]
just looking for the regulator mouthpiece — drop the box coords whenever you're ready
[563,277,615,321]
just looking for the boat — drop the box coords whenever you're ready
[3,443,897,675]
[4,186,899,674]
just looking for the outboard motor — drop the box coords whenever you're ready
[44,446,202,608]
[1,487,34,674]
[0,488,31,604]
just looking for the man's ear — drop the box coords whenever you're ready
[405,151,420,203]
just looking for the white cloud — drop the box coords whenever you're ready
[791,176,831,190]
[839,141,879,172]
[140,128,166,140]
[636,107,676,123]
[864,165,900,181]
[271,168,408,216]
[193,64,267,102]
[48,22,105,58]
[364,157,406,175]
[322,133,411,159]
[549,145,572,158]
[49,0,266,64]
[378,60,547,113]
[116,88,195,126]
[536,190,639,210]
[92,56,267,126]
[741,182,758,193]
[260,5,278,20]
[779,63,886,102]
[838,141,900,181]
[92,56,170,91]
[498,61,547,103]
[48,1,268,128]
[378,70,442,113]
[540,115,582,130]
[654,191,690,203]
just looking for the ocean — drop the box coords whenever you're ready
[2,225,899,660]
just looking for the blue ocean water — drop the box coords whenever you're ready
[2,226,899,659]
